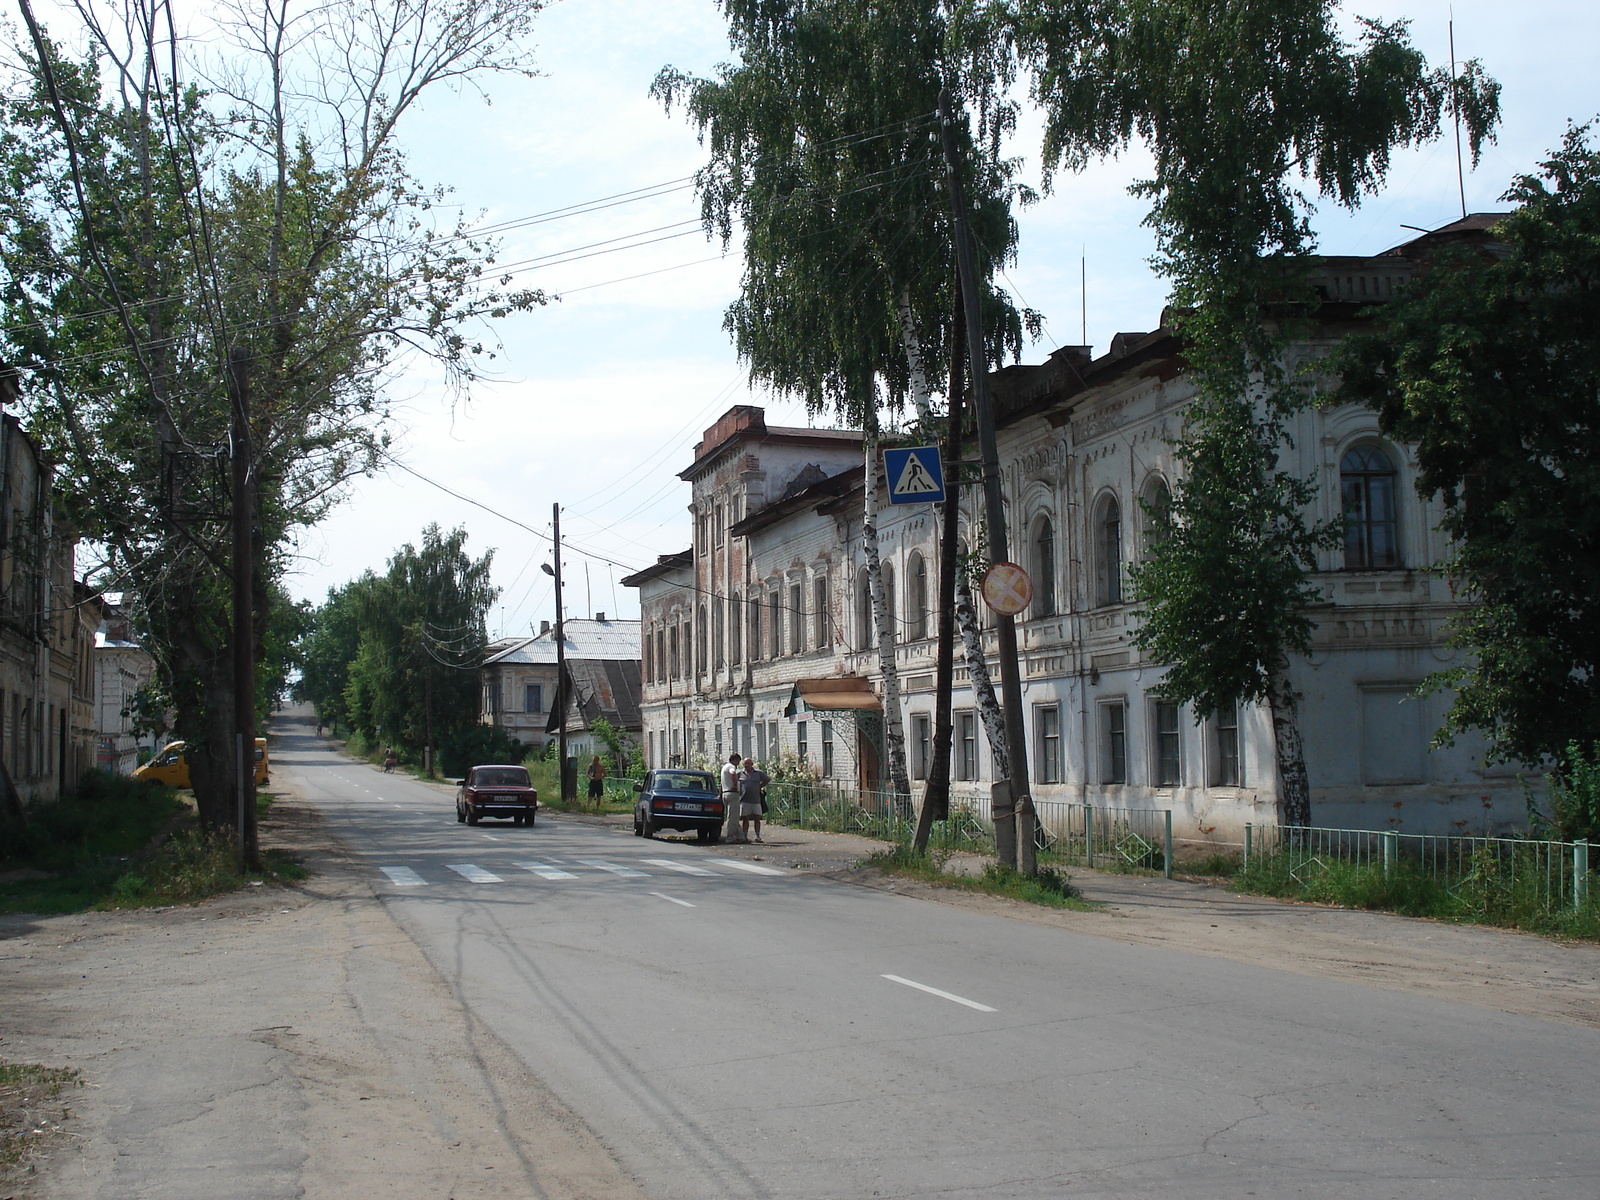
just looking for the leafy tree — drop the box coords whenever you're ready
[0,0,543,837]
[339,525,498,774]
[655,0,1032,805]
[1013,0,1498,824]
[1335,128,1600,765]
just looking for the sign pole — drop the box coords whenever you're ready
[939,88,1034,872]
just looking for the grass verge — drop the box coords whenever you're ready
[1233,854,1600,942]
[864,845,1098,911]
[0,1059,81,1183]
[0,771,305,915]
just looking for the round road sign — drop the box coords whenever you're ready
[981,562,1033,616]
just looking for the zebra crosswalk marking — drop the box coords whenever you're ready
[446,863,504,883]
[515,861,578,880]
[703,857,785,876]
[643,859,717,876]
[379,866,427,886]
[573,858,648,878]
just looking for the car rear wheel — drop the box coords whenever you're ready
[527,811,536,827]
[642,814,655,839]
[456,804,466,823]
[632,812,643,836]
[466,806,479,826]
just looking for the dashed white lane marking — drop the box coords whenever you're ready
[649,892,696,908]
[573,858,648,878]
[481,834,501,840]
[515,861,578,880]
[703,857,785,876]
[446,864,504,883]
[881,974,996,1012]
[379,866,427,886]
[643,858,717,876]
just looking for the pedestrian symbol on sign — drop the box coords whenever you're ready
[883,446,946,505]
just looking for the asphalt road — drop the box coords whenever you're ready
[284,721,1600,1199]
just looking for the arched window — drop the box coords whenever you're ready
[729,590,742,663]
[1140,476,1171,555]
[907,552,929,639]
[1341,445,1399,568]
[1032,517,1057,617]
[1096,494,1123,605]
[696,605,708,672]
[748,593,763,661]
[857,568,873,651]
[712,598,724,668]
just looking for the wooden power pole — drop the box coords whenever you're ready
[228,346,258,871]
[938,88,1036,873]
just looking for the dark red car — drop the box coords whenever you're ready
[456,764,538,826]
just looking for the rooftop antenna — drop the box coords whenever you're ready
[1449,10,1467,221]
[584,560,592,620]
[1080,247,1087,347]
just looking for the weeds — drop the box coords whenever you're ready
[0,1060,80,1178]
[864,844,1096,911]
[0,771,303,914]
[1235,853,1600,941]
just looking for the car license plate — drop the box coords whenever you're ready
[676,801,703,812]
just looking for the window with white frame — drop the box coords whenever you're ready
[821,720,834,776]
[1096,494,1123,605]
[911,713,931,780]
[525,684,543,713]
[814,573,829,647]
[1152,699,1181,787]
[1101,701,1127,784]
[1033,518,1057,617]
[1341,445,1400,568]
[907,552,928,639]
[769,588,783,659]
[790,582,804,654]
[956,711,978,781]
[797,720,808,764]
[730,590,742,663]
[1213,703,1241,786]
[1035,704,1062,783]
[748,594,762,661]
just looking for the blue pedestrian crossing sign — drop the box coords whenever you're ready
[883,445,945,505]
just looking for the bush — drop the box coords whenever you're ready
[1531,741,1600,844]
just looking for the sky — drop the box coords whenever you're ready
[286,0,1600,639]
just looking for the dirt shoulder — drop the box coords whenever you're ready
[0,790,646,1200]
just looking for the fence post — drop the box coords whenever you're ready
[1163,810,1173,880]
[1084,805,1094,869]
[1383,830,1398,879]
[1576,841,1590,911]
[1244,822,1252,871]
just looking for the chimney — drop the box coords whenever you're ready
[539,620,550,636]
[595,611,606,622]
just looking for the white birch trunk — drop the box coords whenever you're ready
[1267,665,1312,827]
[955,571,1009,779]
[896,285,936,420]
[863,424,912,802]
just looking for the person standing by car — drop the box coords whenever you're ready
[737,757,770,844]
[719,752,742,842]
[586,755,606,807]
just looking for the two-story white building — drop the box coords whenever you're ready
[627,221,1527,840]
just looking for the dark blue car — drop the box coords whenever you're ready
[633,769,724,841]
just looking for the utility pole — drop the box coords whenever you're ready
[228,346,257,872]
[913,279,965,853]
[551,503,571,802]
[938,88,1036,873]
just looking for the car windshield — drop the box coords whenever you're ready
[474,768,530,787]
[654,772,713,793]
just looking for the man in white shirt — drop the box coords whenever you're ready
[719,752,742,843]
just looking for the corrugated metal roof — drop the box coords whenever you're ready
[483,618,639,665]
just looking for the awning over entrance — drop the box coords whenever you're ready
[785,676,881,717]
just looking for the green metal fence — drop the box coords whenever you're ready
[1243,822,1596,915]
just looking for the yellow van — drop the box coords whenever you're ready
[135,738,269,788]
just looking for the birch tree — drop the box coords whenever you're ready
[655,0,1030,802]
[1,0,544,831]
[1012,0,1498,824]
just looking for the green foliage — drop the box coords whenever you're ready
[1130,391,1340,716]
[1236,847,1600,942]
[307,525,498,771]
[0,770,180,865]
[654,0,1031,428]
[1531,742,1600,845]
[0,1,544,827]
[866,844,1094,909]
[1335,128,1600,764]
